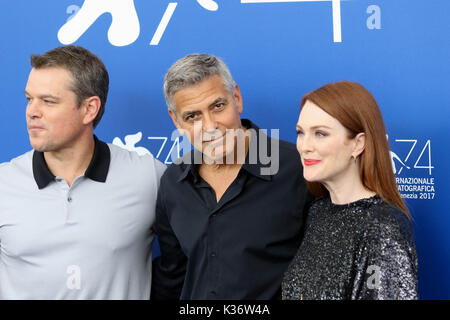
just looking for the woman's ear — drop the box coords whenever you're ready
[352,132,366,158]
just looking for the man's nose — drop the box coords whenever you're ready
[26,99,42,119]
[202,113,218,132]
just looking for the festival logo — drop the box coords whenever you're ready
[112,131,183,164]
[112,132,151,156]
[58,0,140,46]
[58,0,219,46]
[390,137,435,201]
[56,0,382,46]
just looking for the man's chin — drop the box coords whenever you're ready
[31,145,47,152]
[202,149,242,165]
[202,154,225,165]
[29,140,49,153]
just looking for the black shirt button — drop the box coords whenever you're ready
[67,197,72,203]
[211,251,216,257]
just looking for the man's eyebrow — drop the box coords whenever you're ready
[180,97,229,118]
[24,91,60,100]
[209,97,228,108]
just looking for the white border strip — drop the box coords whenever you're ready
[332,0,341,42]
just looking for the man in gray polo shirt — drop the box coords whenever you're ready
[0,45,165,299]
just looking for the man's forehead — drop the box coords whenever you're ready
[173,77,230,111]
[176,74,226,93]
[28,66,73,86]
[26,67,76,98]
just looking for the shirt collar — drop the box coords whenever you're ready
[177,119,272,183]
[176,150,201,183]
[240,119,272,181]
[32,135,111,189]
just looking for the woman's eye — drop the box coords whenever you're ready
[316,131,327,137]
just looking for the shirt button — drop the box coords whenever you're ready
[67,197,72,203]
[211,251,216,257]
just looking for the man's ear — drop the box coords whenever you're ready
[82,96,101,126]
[168,109,185,135]
[233,84,243,114]
[352,132,366,158]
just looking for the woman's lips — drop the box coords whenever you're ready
[304,159,321,166]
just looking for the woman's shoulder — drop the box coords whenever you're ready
[361,197,415,246]
[309,196,332,209]
[307,196,333,216]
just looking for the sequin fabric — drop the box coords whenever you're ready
[282,195,418,300]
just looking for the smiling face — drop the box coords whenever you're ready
[296,100,363,186]
[25,67,88,153]
[168,74,244,163]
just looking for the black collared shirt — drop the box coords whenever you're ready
[152,119,312,300]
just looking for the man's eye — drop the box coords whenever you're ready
[44,100,55,104]
[214,103,224,109]
[185,114,197,121]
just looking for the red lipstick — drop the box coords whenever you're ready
[304,159,321,166]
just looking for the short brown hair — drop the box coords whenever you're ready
[301,81,409,217]
[30,45,109,128]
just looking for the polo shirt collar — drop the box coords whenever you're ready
[32,135,111,189]
[177,119,272,183]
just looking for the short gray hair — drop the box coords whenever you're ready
[163,54,236,113]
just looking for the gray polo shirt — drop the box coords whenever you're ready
[0,136,166,299]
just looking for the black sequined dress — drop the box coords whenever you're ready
[282,195,418,300]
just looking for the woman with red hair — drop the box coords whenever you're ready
[282,81,418,300]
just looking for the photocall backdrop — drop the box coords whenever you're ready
[0,0,448,299]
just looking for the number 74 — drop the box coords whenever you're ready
[394,139,433,175]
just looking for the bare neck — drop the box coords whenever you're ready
[199,161,243,176]
[322,165,376,205]
[44,132,95,187]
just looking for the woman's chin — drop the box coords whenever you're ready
[303,171,318,182]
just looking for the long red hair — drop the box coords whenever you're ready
[300,81,409,217]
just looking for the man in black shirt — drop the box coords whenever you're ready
[151,54,312,299]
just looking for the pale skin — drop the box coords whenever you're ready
[168,75,249,202]
[296,100,375,204]
[25,67,101,187]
